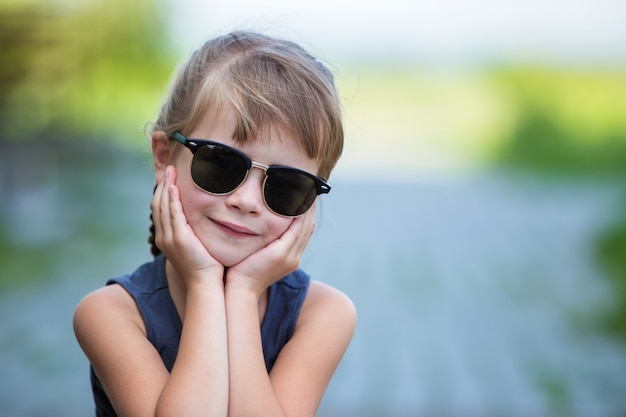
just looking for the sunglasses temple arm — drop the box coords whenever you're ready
[318,180,331,194]
[171,132,202,153]
[171,132,187,145]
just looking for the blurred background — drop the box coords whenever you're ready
[1,0,626,416]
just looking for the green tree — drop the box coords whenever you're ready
[0,0,175,146]
[492,67,626,174]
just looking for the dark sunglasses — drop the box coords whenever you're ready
[170,132,330,217]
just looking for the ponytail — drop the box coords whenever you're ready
[148,185,161,257]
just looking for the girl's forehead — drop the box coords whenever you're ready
[188,102,235,136]
[186,105,318,171]
[191,104,304,151]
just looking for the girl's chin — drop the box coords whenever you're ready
[208,249,250,268]
[220,259,241,268]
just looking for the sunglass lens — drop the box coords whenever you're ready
[265,170,317,216]
[191,145,247,194]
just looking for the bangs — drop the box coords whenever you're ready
[186,48,342,179]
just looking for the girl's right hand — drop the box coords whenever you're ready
[151,165,224,284]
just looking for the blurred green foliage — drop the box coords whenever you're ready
[489,67,626,343]
[0,223,59,290]
[489,67,626,342]
[337,65,626,174]
[0,0,176,147]
[491,67,626,174]
[596,210,626,344]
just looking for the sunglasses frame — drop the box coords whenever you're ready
[170,132,331,217]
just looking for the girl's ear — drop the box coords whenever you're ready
[152,131,170,183]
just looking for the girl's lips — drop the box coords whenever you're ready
[212,219,257,238]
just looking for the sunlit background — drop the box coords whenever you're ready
[1,0,626,416]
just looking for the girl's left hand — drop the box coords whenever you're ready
[225,204,316,296]
[152,165,224,284]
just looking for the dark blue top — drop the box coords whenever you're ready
[90,255,310,417]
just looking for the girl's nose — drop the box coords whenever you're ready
[224,168,266,215]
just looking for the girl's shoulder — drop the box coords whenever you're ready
[271,280,355,391]
[74,256,165,339]
[297,280,357,335]
[73,284,146,347]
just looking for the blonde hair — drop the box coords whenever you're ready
[152,30,343,179]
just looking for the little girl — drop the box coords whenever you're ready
[73,31,356,417]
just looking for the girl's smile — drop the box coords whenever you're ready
[210,218,258,238]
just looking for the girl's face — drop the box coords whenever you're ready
[168,109,319,267]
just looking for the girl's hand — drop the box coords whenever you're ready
[225,204,316,296]
[151,165,224,283]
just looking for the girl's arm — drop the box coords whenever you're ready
[73,279,228,417]
[225,280,356,417]
[74,284,172,417]
[152,167,229,417]
[270,280,356,415]
[225,209,357,417]
[74,166,230,417]
[155,272,228,417]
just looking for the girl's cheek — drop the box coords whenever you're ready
[267,217,293,242]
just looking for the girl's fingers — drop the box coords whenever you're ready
[167,183,188,241]
[153,166,176,249]
[258,205,316,271]
[225,202,317,292]
[159,167,172,238]
[151,165,223,280]
[287,203,316,257]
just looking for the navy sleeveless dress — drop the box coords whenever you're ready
[90,255,310,417]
